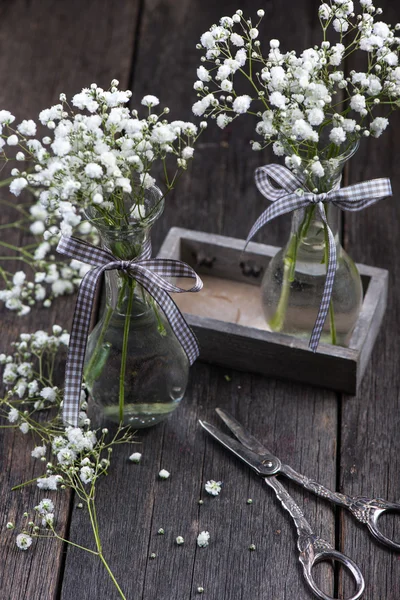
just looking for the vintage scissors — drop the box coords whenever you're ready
[199,408,400,600]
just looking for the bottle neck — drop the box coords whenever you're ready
[291,202,340,244]
[99,227,154,318]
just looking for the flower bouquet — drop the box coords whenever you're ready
[1,81,204,427]
[193,1,398,348]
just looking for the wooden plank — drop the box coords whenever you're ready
[339,0,400,597]
[58,1,338,599]
[0,1,141,599]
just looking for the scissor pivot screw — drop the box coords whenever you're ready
[265,461,273,468]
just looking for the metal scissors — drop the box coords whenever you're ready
[199,408,400,600]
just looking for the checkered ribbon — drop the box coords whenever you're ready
[247,164,392,351]
[57,235,203,426]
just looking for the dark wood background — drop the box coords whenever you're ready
[0,1,399,598]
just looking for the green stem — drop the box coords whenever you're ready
[83,305,113,382]
[268,233,298,331]
[87,499,127,600]
[268,206,315,331]
[0,176,13,188]
[119,279,134,422]
[98,553,127,600]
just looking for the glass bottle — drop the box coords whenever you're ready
[84,186,189,428]
[261,142,363,346]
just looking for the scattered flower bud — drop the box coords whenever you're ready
[159,469,170,479]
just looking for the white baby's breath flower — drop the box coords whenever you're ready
[159,469,170,479]
[269,91,287,109]
[370,116,389,137]
[40,386,57,402]
[84,163,103,179]
[9,177,28,196]
[16,533,33,550]
[319,3,332,19]
[129,452,142,463]
[311,161,325,177]
[80,466,95,484]
[17,120,37,137]
[197,66,211,82]
[205,480,222,496]
[230,33,244,47]
[329,126,346,145]
[36,498,55,516]
[197,531,210,547]
[232,95,252,114]
[0,110,15,124]
[216,113,231,129]
[176,536,184,545]
[141,95,160,107]
[350,94,366,113]
[8,407,19,423]
[19,422,30,434]
[31,445,47,459]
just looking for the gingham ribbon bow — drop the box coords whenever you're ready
[57,235,203,426]
[247,164,392,351]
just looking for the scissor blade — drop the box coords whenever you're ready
[215,407,275,457]
[199,420,280,476]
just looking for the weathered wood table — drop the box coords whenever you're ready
[0,1,399,599]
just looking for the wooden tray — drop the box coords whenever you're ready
[157,227,388,394]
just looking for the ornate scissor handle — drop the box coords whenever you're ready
[299,536,365,600]
[349,497,400,551]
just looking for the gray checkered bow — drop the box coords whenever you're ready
[247,164,392,351]
[57,235,203,426]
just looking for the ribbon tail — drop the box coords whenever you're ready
[309,205,337,352]
[62,265,106,426]
[133,271,200,365]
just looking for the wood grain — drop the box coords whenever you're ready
[60,1,338,599]
[2,0,399,599]
[0,1,140,599]
[339,0,400,596]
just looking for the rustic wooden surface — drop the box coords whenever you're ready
[0,1,399,599]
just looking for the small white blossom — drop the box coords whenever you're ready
[17,120,37,136]
[311,161,325,177]
[141,95,160,107]
[36,498,55,516]
[230,33,244,47]
[350,94,366,113]
[329,126,346,145]
[269,91,287,109]
[197,66,211,82]
[205,480,222,496]
[232,95,252,114]
[159,469,170,479]
[0,110,15,124]
[9,177,28,196]
[7,134,19,146]
[176,536,184,545]
[80,466,95,484]
[40,387,57,402]
[31,445,47,459]
[197,531,210,547]
[16,533,33,550]
[370,117,389,137]
[8,407,19,423]
[129,452,142,463]
[19,422,30,434]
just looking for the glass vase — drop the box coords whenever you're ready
[261,144,363,346]
[83,187,189,428]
